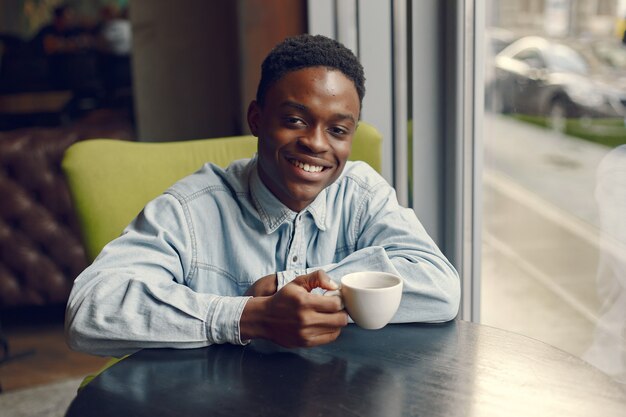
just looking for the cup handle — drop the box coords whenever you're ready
[323,288,344,310]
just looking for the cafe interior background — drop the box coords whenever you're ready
[0,0,625,413]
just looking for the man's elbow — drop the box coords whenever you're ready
[64,303,101,354]
[64,310,88,353]
[440,293,461,322]
[428,269,461,322]
[65,319,114,356]
[440,271,461,321]
[400,272,461,323]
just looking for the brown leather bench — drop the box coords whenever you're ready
[0,112,133,309]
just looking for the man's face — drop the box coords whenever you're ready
[248,67,360,212]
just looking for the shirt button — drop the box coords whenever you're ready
[292,256,298,262]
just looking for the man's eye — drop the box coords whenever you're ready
[329,127,348,136]
[286,117,304,125]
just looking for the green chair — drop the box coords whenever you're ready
[62,122,382,390]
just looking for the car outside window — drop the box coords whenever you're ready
[513,48,545,69]
[545,44,588,74]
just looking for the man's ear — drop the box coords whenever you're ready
[247,100,261,136]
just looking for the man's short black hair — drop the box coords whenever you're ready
[256,34,365,108]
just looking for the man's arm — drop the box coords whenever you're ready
[65,194,249,357]
[66,194,348,356]
[275,176,461,324]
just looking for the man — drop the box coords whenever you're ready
[66,34,460,356]
[32,5,98,94]
[33,5,92,55]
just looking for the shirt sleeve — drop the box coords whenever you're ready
[65,193,250,357]
[277,181,460,324]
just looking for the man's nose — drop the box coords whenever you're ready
[298,127,329,153]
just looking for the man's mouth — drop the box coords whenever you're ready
[289,158,325,173]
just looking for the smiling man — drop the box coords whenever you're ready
[66,34,460,356]
[252,66,357,212]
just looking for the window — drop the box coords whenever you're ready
[482,0,626,385]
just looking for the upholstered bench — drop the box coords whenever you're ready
[0,114,133,309]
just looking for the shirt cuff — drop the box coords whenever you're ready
[205,296,252,346]
[235,296,254,345]
[276,269,305,290]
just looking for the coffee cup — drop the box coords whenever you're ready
[325,271,403,329]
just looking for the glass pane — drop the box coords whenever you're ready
[482,0,626,385]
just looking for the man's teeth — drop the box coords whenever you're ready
[290,159,324,173]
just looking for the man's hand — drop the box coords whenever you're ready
[244,273,278,297]
[240,270,347,348]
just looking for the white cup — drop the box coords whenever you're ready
[325,271,403,330]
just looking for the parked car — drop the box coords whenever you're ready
[587,38,626,71]
[490,35,626,131]
[484,27,517,110]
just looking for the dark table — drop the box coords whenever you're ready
[66,321,626,417]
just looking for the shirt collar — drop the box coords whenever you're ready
[249,157,327,234]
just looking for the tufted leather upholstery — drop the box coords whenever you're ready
[0,113,134,308]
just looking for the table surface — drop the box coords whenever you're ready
[66,321,626,417]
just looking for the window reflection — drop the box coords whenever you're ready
[546,44,588,74]
[592,39,626,69]
[583,145,626,384]
[482,0,626,385]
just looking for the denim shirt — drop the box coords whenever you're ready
[66,157,460,356]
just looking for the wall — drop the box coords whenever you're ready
[131,0,241,141]
[237,0,307,133]
[131,0,307,141]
